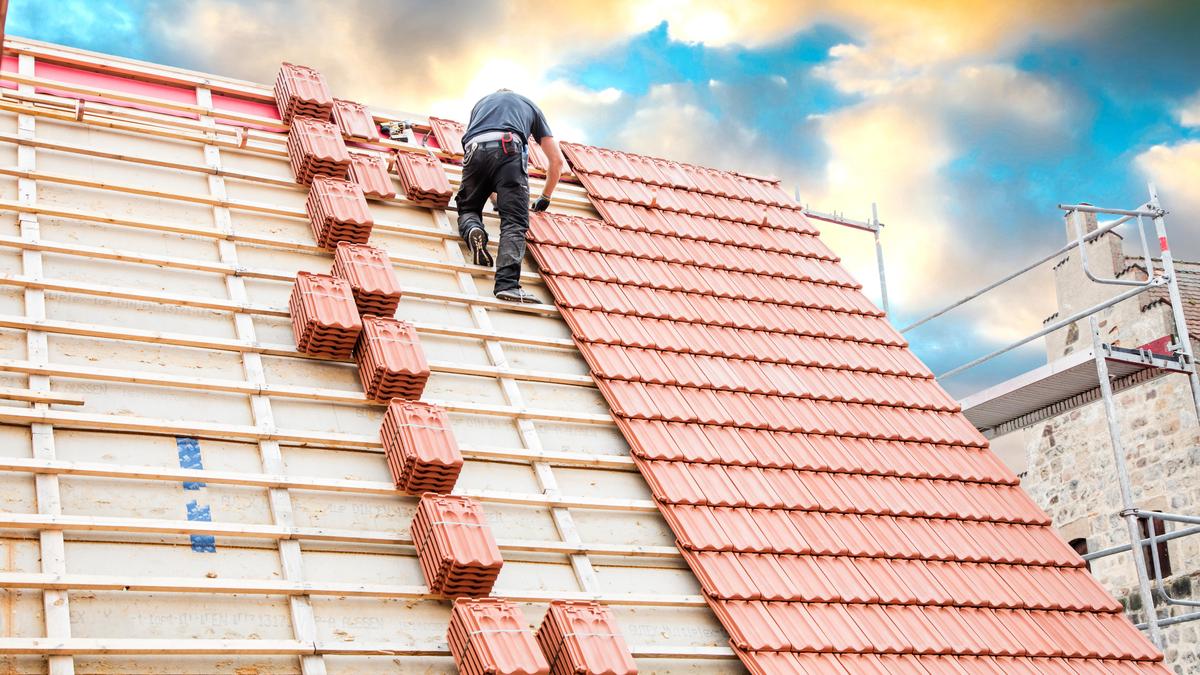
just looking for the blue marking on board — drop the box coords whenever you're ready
[176,436,206,490]
[186,500,216,553]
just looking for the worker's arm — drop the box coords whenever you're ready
[531,136,564,211]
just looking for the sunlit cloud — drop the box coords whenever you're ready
[1136,141,1200,254]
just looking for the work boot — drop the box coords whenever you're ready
[494,287,543,304]
[466,226,493,267]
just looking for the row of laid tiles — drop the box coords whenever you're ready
[563,142,795,207]
[564,309,931,377]
[545,277,904,345]
[634,458,1045,524]
[661,505,1080,566]
[739,650,1169,674]
[533,245,878,314]
[615,419,1017,485]
[529,211,847,281]
[682,551,1118,612]
[579,342,958,412]
[578,172,813,231]
[598,379,986,446]
[712,600,1158,660]
[594,199,835,259]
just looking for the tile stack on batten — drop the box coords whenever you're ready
[276,63,497,612]
[523,141,1169,673]
[449,598,550,675]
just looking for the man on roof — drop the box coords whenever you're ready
[454,88,564,304]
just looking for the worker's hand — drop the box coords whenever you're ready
[531,195,551,212]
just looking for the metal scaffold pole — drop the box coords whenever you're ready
[1088,312,1163,647]
[1147,183,1200,423]
[871,202,890,316]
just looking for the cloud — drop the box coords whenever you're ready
[1135,142,1200,256]
[803,55,1073,329]
[1181,91,1200,127]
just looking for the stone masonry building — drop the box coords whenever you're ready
[989,210,1200,673]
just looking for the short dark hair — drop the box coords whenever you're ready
[496,88,513,93]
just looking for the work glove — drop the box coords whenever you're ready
[531,195,551,212]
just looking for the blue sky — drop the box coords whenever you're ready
[7,0,1200,395]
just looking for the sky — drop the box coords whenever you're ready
[7,0,1200,395]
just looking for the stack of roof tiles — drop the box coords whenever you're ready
[449,598,549,675]
[523,142,1168,673]
[380,399,463,493]
[288,272,362,359]
[305,176,374,249]
[394,151,454,208]
[331,98,377,141]
[354,316,430,402]
[287,116,351,185]
[274,62,333,124]
[412,493,504,597]
[331,242,402,316]
[535,601,637,675]
[347,152,397,200]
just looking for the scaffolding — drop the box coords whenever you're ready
[801,202,890,315]
[903,185,1200,647]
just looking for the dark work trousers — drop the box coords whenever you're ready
[454,140,530,293]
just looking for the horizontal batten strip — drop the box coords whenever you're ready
[0,456,654,510]
[0,404,635,469]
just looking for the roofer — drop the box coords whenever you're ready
[454,89,564,304]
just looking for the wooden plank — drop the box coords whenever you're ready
[198,93,328,675]
[0,572,699,606]
[15,51,76,675]
[0,353,593,392]
[0,456,657,510]
[0,312,576,356]
[0,404,637,469]
[0,513,682,557]
[0,353,608,425]
[0,386,84,405]
[0,637,734,659]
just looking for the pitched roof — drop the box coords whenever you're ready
[527,142,1168,670]
[1121,256,1200,344]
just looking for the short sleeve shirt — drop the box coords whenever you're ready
[462,92,552,145]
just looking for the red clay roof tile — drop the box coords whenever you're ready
[274,63,333,124]
[535,601,637,675]
[537,146,1160,670]
[449,598,549,675]
[711,600,792,652]
[287,116,351,185]
[427,117,465,156]
[347,152,397,200]
[331,99,377,141]
[393,151,453,207]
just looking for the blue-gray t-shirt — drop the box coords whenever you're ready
[462,91,553,145]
